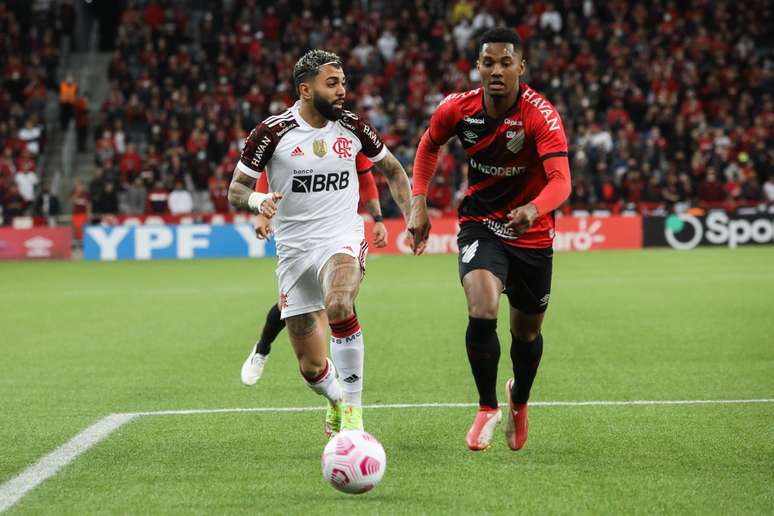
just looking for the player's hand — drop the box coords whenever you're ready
[505,203,539,237]
[260,192,283,218]
[372,221,388,248]
[408,196,431,255]
[254,214,273,239]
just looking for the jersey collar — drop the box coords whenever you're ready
[291,100,334,131]
[481,83,523,121]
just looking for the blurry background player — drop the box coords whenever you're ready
[228,50,412,436]
[408,28,571,451]
[241,153,388,384]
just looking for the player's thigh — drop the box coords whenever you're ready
[278,258,326,320]
[504,246,553,333]
[319,252,363,301]
[462,269,504,319]
[459,233,507,318]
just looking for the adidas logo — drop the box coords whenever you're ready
[342,374,360,384]
[291,146,304,157]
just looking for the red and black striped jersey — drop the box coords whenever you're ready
[427,83,568,248]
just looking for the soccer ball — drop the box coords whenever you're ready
[321,430,386,494]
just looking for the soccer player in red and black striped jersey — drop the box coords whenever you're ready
[408,28,571,451]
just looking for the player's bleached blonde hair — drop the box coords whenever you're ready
[292,49,342,90]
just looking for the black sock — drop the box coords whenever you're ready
[255,304,285,355]
[465,317,501,409]
[510,333,544,404]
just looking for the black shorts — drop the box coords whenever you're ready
[457,222,553,314]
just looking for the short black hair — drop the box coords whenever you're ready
[479,27,523,54]
[292,49,342,90]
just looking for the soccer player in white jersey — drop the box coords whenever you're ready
[228,50,412,436]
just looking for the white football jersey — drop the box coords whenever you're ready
[237,101,387,256]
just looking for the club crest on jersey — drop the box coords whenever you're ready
[507,129,525,154]
[313,139,327,157]
[333,137,353,158]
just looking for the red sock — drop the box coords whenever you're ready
[329,314,360,338]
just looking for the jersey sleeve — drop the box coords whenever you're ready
[355,153,374,174]
[255,170,268,193]
[351,115,388,162]
[358,170,379,202]
[527,101,568,160]
[237,123,276,178]
[427,96,458,146]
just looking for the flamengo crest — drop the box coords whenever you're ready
[333,137,353,158]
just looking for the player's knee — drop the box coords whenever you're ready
[512,329,540,343]
[299,356,326,381]
[468,300,498,319]
[325,293,353,321]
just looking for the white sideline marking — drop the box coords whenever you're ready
[1,398,772,512]
[0,413,137,513]
[132,398,774,417]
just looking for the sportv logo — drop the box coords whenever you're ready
[664,212,774,250]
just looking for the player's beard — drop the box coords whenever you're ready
[313,92,343,121]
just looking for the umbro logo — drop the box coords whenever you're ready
[461,240,479,263]
[343,374,360,384]
[291,146,304,157]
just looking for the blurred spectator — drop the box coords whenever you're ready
[34,181,61,217]
[14,167,38,205]
[70,177,90,239]
[697,169,727,203]
[58,74,77,129]
[119,143,143,185]
[94,181,118,215]
[73,94,90,153]
[18,116,43,156]
[764,177,774,204]
[168,180,193,214]
[125,176,147,214]
[2,185,27,224]
[88,167,106,209]
[208,168,230,214]
[427,176,453,215]
[145,181,169,214]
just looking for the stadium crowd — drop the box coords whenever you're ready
[46,1,774,218]
[0,1,73,224]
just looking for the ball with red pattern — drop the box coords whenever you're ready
[321,430,387,494]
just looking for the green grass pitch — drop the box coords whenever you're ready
[1,248,773,514]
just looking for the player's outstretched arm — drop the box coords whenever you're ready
[370,150,411,222]
[228,169,283,217]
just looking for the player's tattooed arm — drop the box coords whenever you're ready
[371,150,411,221]
[228,170,258,211]
[228,169,283,216]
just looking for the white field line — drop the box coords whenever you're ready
[131,398,774,417]
[0,413,137,513]
[1,398,773,512]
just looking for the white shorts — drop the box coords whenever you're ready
[276,236,368,319]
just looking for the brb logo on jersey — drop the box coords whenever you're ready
[333,137,353,158]
[292,170,351,193]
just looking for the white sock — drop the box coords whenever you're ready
[330,328,364,407]
[303,358,342,404]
